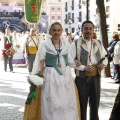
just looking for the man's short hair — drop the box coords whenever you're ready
[81,20,94,31]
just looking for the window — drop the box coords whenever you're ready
[65,2,67,12]
[78,4,81,9]
[72,13,74,23]
[52,16,55,19]
[65,14,68,24]
[78,12,81,22]
[107,25,109,31]
[71,0,74,10]
[106,6,110,12]
[65,28,68,33]
[72,28,75,33]
[58,16,61,19]
[118,24,120,31]
[106,14,110,18]
[51,7,54,11]
[58,7,60,11]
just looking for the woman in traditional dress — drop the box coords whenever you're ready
[109,41,120,120]
[109,86,120,120]
[12,32,25,66]
[24,22,82,120]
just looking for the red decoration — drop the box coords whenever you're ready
[5,44,11,49]
[2,43,12,56]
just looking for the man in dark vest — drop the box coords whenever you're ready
[2,28,14,72]
[69,21,108,120]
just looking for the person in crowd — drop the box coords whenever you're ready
[2,28,14,72]
[22,28,40,75]
[109,85,120,120]
[24,22,81,120]
[67,33,73,44]
[12,32,25,66]
[112,40,120,83]
[108,34,120,81]
[93,32,97,40]
[69,20,108,120]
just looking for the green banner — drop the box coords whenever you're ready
[25,0,42,23]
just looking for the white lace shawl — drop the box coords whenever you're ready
[32,34,70,75]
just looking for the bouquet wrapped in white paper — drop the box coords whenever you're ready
[28,74,44,87]
[26,71,44,105]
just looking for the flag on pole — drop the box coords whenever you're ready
[25,0,42,23]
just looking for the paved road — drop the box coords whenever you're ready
[0,62,119,120]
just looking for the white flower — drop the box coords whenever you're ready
[28,75,44,87]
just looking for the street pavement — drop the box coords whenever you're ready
[0,61,119,120]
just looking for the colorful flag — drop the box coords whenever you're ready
[25,0,42,23]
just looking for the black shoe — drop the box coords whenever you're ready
[115,79,120,83]
[111,77,114,79]
[10,71,14,73]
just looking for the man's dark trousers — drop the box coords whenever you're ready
[4,54,13,71]
[75,75,101,120]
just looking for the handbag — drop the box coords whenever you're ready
[26,36,38,55]
[5,46,15,57]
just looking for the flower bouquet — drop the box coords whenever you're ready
[25,71,44,105]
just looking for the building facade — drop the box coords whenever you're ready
[0,0,120,34]
[63,0,120,35]
[64,0,86,34]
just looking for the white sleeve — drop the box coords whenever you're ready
[22,36,28,51]
[67,42,85,71]
[100,43,108,66]
[114,42,120,55]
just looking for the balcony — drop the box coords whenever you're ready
[64,19,68,24]
[16,0,24,6]
[0,0,10,5]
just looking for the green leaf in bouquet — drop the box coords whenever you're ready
[35,71,43,78]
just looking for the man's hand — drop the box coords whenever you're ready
[97,63,105,71]
[74,60,81,67]
[84,65,96,73]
